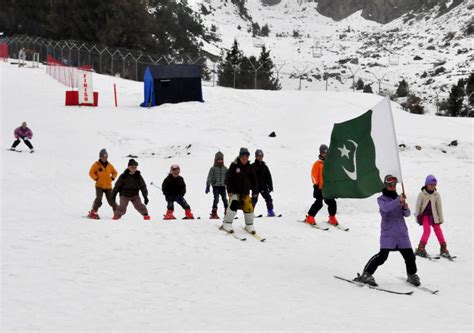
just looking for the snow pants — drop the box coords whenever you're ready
[92,187,118,211]
[223,194,254,226]
[12,137,33,149]
[115,195,148,217]
[420,215,446,245]
[252,189,273,211]
[212,186,228,210]
[363,248,417,276]
[166,195,190,211]
[308,185,336,217]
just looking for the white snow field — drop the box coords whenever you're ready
[1,62,473,332]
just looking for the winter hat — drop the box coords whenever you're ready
[383,174,398,187]
[99,148,108,158]
[255,149,264,157]
[319,144,329,154]
[239,147,250,157]
[425,174,437,186]
[170,164,180,172]
[128,159,138,167]
[214,151,224,160]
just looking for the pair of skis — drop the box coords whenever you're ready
[416,252,457,261]
[298,220,349,231]
[218,225,266,242]
[335,275,439,295]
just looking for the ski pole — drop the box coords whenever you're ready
[150,182,161,190]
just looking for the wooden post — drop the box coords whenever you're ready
[114,83,118,107]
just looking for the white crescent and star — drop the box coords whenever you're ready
[337,140,358,181]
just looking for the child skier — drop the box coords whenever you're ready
[304,144,338,226]
[252,149,275,216]
[414,175,451,258]
[10,122,34,153]
[112,159,150,220]
[162,164,195,220]
[355,175,420,287]
[87,148,118,219]
[221,147,258,234]
[206,151,228,219]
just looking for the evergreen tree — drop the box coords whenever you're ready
[396,79,409,97]
[257,46,280,90]
[261,24,270,37]
[447,79,465,117]
[356,78,364,90]
[217,39,244,88]
[363,84,373,93]
[466,72,474,107]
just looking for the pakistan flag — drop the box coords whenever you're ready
[323,97,403,199]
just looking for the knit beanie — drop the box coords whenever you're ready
[239,147,250,157]
[255,149,264,157]
[425,174,437,186]
[99,148,108,158]
[128,159,138,167]
[319,144,329,154]
[215,151,224,160]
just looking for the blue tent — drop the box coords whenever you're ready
[140,64,203,107]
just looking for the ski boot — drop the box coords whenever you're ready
[267,209,275,217]
[210,208,219,219]
[112,215,121,220]
[184,208,194,219]
[143,215,151,221]
[244,224,256,235]
[328,215,339,226]
[355,272,378,287]
[415,241,428,257]
[407,274,421,287]
[304,215,316,225]
[220,222,234,233]
[164,209,176,220]
[87,210,100,220]
[440,243,451,258]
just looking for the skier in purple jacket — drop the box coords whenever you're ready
[355,175,420,287]
[10,122,34,153]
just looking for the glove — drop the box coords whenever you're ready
[144,196,149,205]
[205,185,210,194]
[269,187,273,193]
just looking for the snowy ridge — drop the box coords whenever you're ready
[1,62,473,331]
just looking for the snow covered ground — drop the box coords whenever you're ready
[1,63,473,331]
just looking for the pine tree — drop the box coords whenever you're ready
[257,46,280,90]
[447,80,465,117]
[396,79,409,97]
[466,73,474,107]
[217,39,244,88]
[363,84,373,93]
[356,78,364,90]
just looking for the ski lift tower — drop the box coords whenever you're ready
[311,39,323,58]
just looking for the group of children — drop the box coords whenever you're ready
[9,122,451,286]
[86,147,275,234]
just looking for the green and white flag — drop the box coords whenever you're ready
[322,97,402,199]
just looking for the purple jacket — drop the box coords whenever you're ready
[14,127,33,139]
[378,194,412,249]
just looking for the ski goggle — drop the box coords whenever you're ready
[384,176,398,186]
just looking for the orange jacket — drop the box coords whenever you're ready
[89,161,118,189]
[311,159,324,189]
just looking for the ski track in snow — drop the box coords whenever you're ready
[1,63,473,331]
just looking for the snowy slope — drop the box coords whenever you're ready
[1,63,473,331]
[193,0,473,112]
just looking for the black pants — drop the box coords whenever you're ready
[12,137,33,149]
[166,195,190,211]
[252,189,273,210]
[212,186,228,209]
[363,248,417,275]
[308,185,336,217]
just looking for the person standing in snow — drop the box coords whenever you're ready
[252,149,276,217]
[303,144,338,226]
[414,174,451,258]
[87,149,118,219]
[356,175,420,287]
[206,151,228,219]
[221,147,258,234]
[112,159,150,220]
[10,122,34,153]
[162,164,195,220]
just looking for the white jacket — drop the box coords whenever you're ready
[415,188,444,224]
